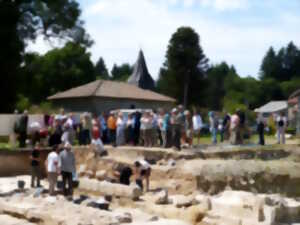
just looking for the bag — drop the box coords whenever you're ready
[278,120,284,127]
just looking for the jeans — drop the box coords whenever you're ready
[108,129,116,146]
[211,128,217,144]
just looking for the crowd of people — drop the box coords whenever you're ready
[30,141,152,197]
[13,106,288,151]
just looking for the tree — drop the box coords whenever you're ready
[21,42,95,102]
[260,47,281,80]
[95,57,109,79]
[111,63,133,81]
[157,27,208,107]
[0,0,92,112]
[206,62,231,110]
[260,42,300,82]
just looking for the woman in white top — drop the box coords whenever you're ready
[276,112,287,144]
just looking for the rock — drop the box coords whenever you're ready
[154,189,169,205]
[33,188,43,198]
[78,164,87,176]
[148,216,159,222]
[96,170,107,180]
[85,170,94,178]
[194,195,212,210]
[170,195,194,208]
[168,159,176,166]
[87,198,110,210]
[17,180,25,190]
[116,213,132,223]
[73,195,89,205]
[79,178,142,200]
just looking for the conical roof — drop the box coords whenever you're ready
[128,50,155,90]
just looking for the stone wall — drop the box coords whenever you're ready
[0,149,51,177]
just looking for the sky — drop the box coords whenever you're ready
[27,0,300,79]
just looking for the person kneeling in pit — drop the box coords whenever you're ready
[113,163,133,186]
[134,159,151,192]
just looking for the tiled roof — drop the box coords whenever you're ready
[48,80,175,102]
[254,101,287,113]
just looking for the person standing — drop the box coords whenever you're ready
[257,113,265,146]
[107,112,117,147]
[276,112,287,144]
[59,143,76,197]
[208,111,218,144]
[192,109,202,146]
[30,143,41,188]
[171,108,181,151]
[116,112,126,146]
[45,145,61,195]
[18,110,29,148]
[126,113,135,145]
[221,112,231,142]
[184,110,193,147]
[230,111,240,145]
[161,110,171,148]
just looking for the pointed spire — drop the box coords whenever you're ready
[128,50,155,90]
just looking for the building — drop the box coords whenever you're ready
[254,101,288,117]
[47,80,175,114]
[127,50,155,91]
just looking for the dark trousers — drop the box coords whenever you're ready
[62,171,73,196]
[31,166,41,187]
[257,123,265,145]
[172,127,181,150]
[108,129,116,146]
[19,132,27,148]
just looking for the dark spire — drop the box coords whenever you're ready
[128,50,155,90]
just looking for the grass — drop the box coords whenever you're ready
[0,142,12,149]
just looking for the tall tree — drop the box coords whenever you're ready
[0,0,92,112]
[111,63,133,81]
[95,57,109,79]
[157,27,208,107]
[21,42,95,102]
[206,62,231,110]
[260,47,281,80]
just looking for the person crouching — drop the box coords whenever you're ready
[134,159,151,192]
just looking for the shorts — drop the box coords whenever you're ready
[141,168,151,177]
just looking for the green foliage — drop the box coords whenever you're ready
[111,63,133,81]
[260,42,300,82]
[29,102,58,114]
[21,42,96,102]
[157,26,208,107]
[16,94,31,112]
[95,57,110,80]
[0,0,91,112]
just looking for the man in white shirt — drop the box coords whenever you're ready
[45,145,61,196]
[192,109,203,146]
[276,112,287,144]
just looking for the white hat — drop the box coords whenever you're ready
[172,108,178,113]
[64,142,72,149]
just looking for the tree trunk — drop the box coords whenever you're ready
[183,72,190,109]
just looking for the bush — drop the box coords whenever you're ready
[29,102,58,114]
[15,94,31,112]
